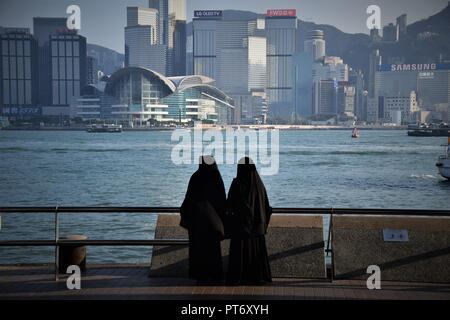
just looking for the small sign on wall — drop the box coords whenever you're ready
[383,229,409,242]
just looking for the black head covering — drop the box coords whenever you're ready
[226,157,272,238]
[199,155,218,171]
[180,155,226,238]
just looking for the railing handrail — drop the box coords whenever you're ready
[1,206,450,216]
[0,239,189,246]
[1,206,449,282]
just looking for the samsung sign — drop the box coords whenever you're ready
[379,63,450,72]
[194,10,222,18]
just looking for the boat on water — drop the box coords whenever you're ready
[436,137,450,180]
[86,124,123,133]
[351,127,360,138]
[407,123,450,137]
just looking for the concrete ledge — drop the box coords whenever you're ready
[150,214,326,279]
[332,215,450,283]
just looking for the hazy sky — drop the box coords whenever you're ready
[0,0,448,53]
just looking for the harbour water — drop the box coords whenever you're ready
[0,129,449,264]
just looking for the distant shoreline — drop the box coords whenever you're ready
[1,125,408,132]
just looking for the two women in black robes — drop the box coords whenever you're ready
[180,155,226,283]
[180,155,272,285]
[225,157,272,285]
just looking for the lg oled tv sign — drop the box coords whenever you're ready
[194,10,223,18]
[266,9,297,17]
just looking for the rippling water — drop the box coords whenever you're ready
[0,129,448,264]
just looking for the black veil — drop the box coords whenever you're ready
[226,157,272,238]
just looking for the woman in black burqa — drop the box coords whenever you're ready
[180,155,226,283]
[225,157,272,285]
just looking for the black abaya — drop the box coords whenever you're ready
[225,157,272,285]
[180,156,226,282]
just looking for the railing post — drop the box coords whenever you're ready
[54,205,59,281]
[326,208,334,282]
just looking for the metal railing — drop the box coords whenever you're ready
[1,206,450,281]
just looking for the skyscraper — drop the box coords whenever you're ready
[193,11,266,124]
[382,23,398,42]
[304,30,325,62]
[349,69,366,121]
[1,28,39,116]
[86,56,98,85]
[265,9,297,121]
[33,17,70,105]
[148,0,186,75]
[396,14,407,39]
[125,7,167,74]
[292,51,314,117]
[368,49,381,98]
[313,79,337,115]
[50,33,86,106]
[337,82,355,117]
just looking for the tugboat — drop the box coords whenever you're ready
[351,127,360,138]
[86,124,122,133]
[436,137,450,180]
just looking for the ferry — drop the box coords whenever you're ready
[86,124,123,133]
[436,137,450,179]
[351,127,360,138]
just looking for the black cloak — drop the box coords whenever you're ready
[226,157,272,238]
[180,155,226,282]
[225,157,272,285]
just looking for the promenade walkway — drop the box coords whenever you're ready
[1,264,449,300]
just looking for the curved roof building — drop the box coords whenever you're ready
[74,67,234,125]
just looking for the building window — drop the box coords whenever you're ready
[24,41,30,56]
[59,57,65,79]
[17,80,24,105]
[52,57,58,79]
[2,56,8,79]
[73,41,79,56]
[17,57,23,79]
[25,80,31,104]
[52,80,59,105]
[59,41,65,56]
[3,80,9,104]
[73,57,79,79]
[10,56,16,79]
[66,41,72,57]
[10,80,17,104]
[52,41,58,57]
[24,57,31,79]
[66,57,73,78]
[9,40,15,55]
[2,40,8,55]
[60,80,66,104]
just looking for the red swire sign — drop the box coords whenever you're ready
[266,9,297,17]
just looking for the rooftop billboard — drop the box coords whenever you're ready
[266,9,297,17]
[194,10,223,18]
[379,63,450,72]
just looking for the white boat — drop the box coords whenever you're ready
[86,124,122,133]
[436,137,450,179]
[351,127,360,138]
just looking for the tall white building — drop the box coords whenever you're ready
[312,56,349,116]
[193,11,267,123]
[127,7,158,32]
[148,0,186,75]
[265,9,297,121]
[383,91,418,123]
[313,56,348,82]
[125,7,166,74]
[248,36,267,91]
[304,30,325,62]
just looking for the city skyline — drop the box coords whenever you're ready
[0,0,448,53]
